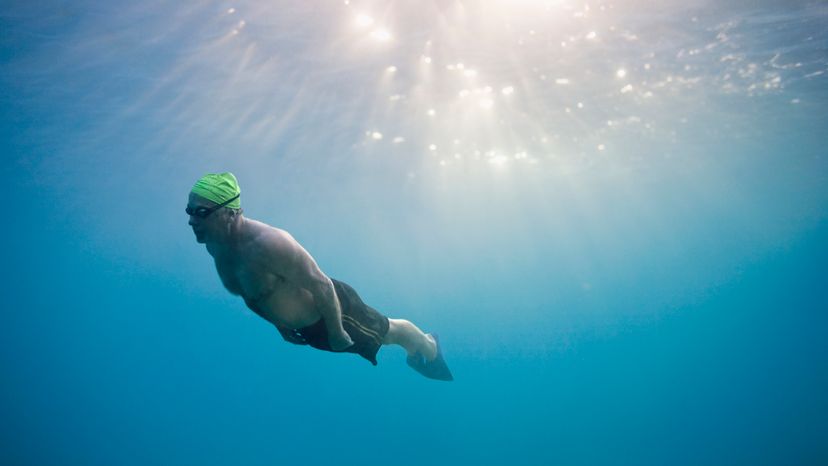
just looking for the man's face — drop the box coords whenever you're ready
[187,192,220,244]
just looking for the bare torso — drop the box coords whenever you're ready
[212,221,321,330]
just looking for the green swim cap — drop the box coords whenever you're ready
[191,172,241,209]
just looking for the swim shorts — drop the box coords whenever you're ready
[287,279,390,365]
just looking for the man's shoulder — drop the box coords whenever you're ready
[241,219,297,253]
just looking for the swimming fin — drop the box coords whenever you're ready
[406,334,454,381]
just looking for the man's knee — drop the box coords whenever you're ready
[383,318,409,345]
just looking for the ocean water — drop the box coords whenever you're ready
[1,1,827,465]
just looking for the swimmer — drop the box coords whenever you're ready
[186,172,453,381]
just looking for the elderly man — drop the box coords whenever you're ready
[186,172,453,381]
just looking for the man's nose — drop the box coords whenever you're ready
[188,216,198,226]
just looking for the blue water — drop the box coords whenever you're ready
[2,1,827,465]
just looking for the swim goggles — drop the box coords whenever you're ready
[185,194,240,219]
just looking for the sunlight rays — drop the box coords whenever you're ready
[70,0,826,185]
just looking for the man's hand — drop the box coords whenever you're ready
[328,329,355,351]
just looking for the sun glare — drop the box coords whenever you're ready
[317,0,805,173]
[355,14,374,28]
[370,29,392,42]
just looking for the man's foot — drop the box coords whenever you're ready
[406,334,454,381]
[423,334,438,360]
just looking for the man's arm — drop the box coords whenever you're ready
[259,227,354,351]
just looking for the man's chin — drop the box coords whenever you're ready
[194,233,206,243]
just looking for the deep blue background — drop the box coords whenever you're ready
[2,1,827,465]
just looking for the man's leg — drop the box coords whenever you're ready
[383,318,438,361]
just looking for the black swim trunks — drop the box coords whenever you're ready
[284,279,390,365]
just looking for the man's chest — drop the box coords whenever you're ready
[214,257,316,327]
[214,256,287,299]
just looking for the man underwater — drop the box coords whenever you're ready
[186,172,453,381]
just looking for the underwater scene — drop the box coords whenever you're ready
[2,1,827,464]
